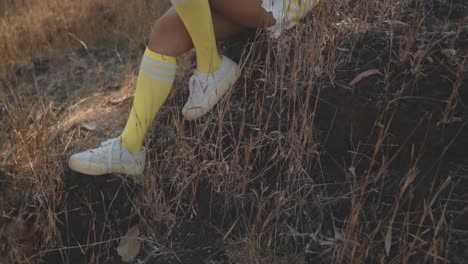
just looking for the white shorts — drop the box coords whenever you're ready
[261,0,318,38]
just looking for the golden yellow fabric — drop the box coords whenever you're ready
[121,48,176,153]
[172,0,222,73]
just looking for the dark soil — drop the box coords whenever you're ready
[41,0,468,263]
[42,171,139,264]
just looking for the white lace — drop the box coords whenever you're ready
[89,137,119,174]
[188,73,208,103]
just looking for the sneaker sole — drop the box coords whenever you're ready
[68,159,144,176]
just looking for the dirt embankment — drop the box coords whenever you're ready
[1,0,467,263]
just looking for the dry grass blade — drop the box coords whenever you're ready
[349,69,383,86]
[1,0,467,263]
[385,225,392,256]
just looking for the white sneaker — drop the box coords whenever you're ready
[182,56,241,120]
[68,137,145,176]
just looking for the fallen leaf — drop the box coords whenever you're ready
[81,121,97,131]
[349,69,382,86]
[117,224,141,263]
[109,95,131,105]
[441,49,456,57]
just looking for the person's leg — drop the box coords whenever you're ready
[121,7,242,153]
[147,7,242,56]
[169,0,246,120]
[170,0,224,74]
[68,7,243,175]
[209,0,276,29]
[211,0,318,38]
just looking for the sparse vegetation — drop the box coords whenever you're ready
[1,0,467,263]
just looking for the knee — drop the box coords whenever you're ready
[147,10,193,57]
[148,19,170,53]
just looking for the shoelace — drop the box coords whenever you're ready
[189,75,203,99]
[189,73,213,99]
[89,137,118,174]
[104,138,118,174]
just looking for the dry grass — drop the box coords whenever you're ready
[0,0,166,74]
[1,0,467,263]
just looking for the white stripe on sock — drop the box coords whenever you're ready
[140,68,175,83]
[143,55,177,69]
[141,61,176,76]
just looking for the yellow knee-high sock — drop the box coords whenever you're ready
[121,48,176,154]
[171,0,222,73]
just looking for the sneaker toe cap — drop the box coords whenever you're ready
[68,153,106,176]
[182,105,208,121]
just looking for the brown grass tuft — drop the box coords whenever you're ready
[1,0,467,263]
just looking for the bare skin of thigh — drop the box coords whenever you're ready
[148,0,275,57]
[209,0,276,28]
